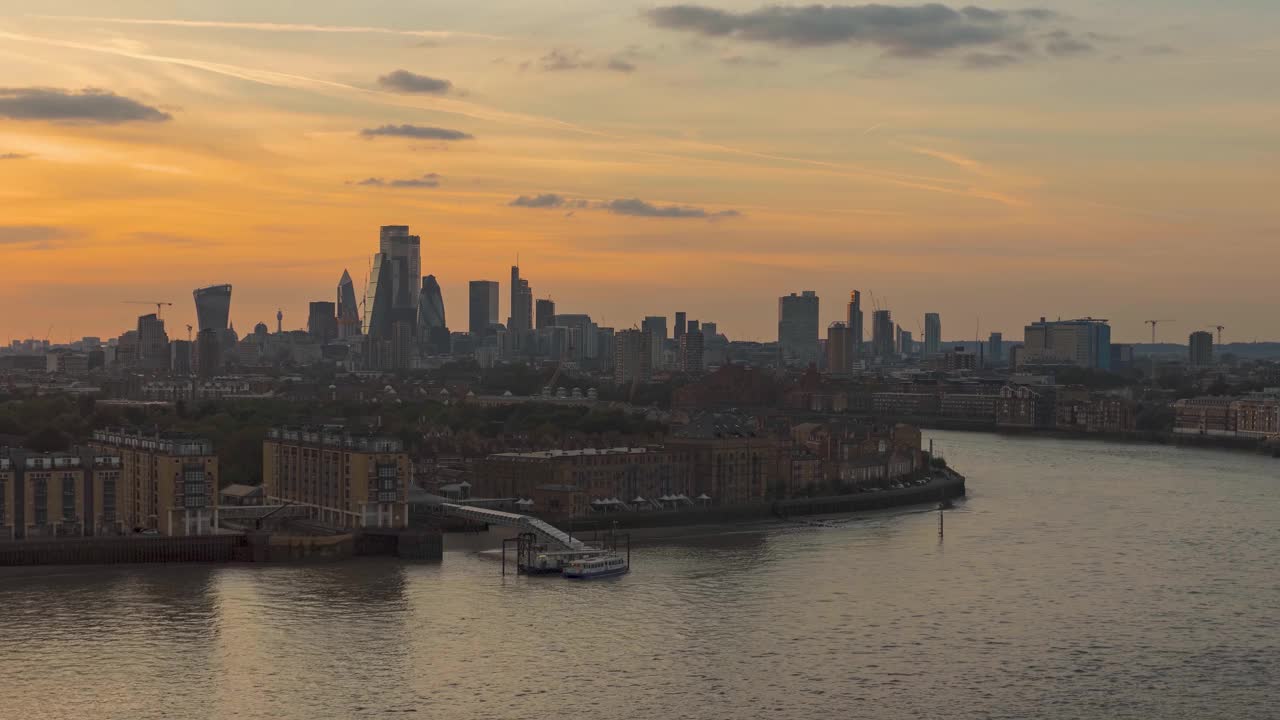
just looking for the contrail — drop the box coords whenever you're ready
[27,15,502,40]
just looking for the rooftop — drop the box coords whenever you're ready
[490,447,652,460]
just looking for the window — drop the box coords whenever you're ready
[33,478,48,525]
[102,478,117,522]
[0,480,6,521]
[62,475,77,521]
[183,468,207,508]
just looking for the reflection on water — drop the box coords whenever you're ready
[2,431,1277,720]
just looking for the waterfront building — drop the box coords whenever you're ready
[846,291,863,360]
[0,450,124,541]
[1019,317,1112,370]
[89,429,219,536]
[263,427,410,530]
[1189,331,1214,367]
[778,291,820,366]
[826,322,851,374]
[477,447,689,518]
[871,310,895,359]
[308,301,338,343]
[469,280,500,336]
[614,329,652,385]
[872,392,942,417]
[666,413,782,505]
[924,313,941,356]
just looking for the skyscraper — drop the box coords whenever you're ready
[336,269,362,338]
[418,275,449,354]
[136,313,170,370]
[379,225,421,309]
[872,310,895,359]
[900,329,914,356]
[642,316,668,370]
[1189,331,1214,366]
[847,291,863,360]
[1020,317,1112,370]
[308,301,338,343]
[674,312,687,341]
[989,332,1004,362]
[680,320,704,372]
[193,284,232,333]
[469,280,499,335]
[365,253,395,339]
[614,329,652,385]
[778,291,820,365]
[535,298,556,330]
[924,313,941,356]
[508,264,533,334]
[827,322,851,373]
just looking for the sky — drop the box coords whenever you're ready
[1,0,1277,345]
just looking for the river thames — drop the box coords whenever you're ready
[1,431,1277,720]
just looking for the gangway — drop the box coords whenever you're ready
[440,503,586,551]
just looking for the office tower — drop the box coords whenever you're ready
[554,314,598,362]
[469,281,500,336]
[900,329,914,356]
[336,269,362,338]
[827,322,851,373]
[989,332,1004,361]
[308,302,338,343]
[614,329,652,385]
[193,284,232,333]
[642,316,668,370]
[379,225,421,309]
[170,340,192,375]
[536,298,556,330]
[365,253,395,339]
[778,291,820,365]
[924,313,941,356]
[508,264,534,334]
[1020,317,1112,370]
[1189,331,1214,367]
[680,320,704,372]
[264,426,410,530]
[674,311,687,341]
[136,313,170,370]
[416,275,448,353]
[195,329,221,376]
[847,291,863,359]
[872,310,895,358]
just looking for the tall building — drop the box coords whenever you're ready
[847,291,863,359]
[778,291,820,366]
[535,298,556,330]
[264,427,409,530]
[308,301,338,343]
[364,253,395,339]
[136,313,170,370]
[1020,317,1112,370]
[872,310,895,359]
[827,322,851,373]
[195,328,221,377]
[89,429,219,536]
[1189,331,1214,367]
[614,329,653,385]
[642,316,668,370]
[469,281,500,336]
[418,275,449,353]
[674,312,687,341]
[170,340,192,375]
[193,284,232,334]
[900,329,914,356]
[336,269,362,338]
[989,332,1004,362]
[379,225,421,313]
[508,265,533,334]
[924,313,942,356]
[680,320,705,372]
[0,450,124,540]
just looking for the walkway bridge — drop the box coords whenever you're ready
[217,505,312,522]
[439,503,586,551]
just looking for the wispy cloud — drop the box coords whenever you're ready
[353,172,442,188]
[0,87,171,124]
[0,152,31,160]
[528,48,638,73]
[0,225,74,249]
[510,194,740,219]
[28,15,501,40]
[360,125,473,140]
[377,70,454,95]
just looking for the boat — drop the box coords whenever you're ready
[562,552,629,580]
[524,549,608,576]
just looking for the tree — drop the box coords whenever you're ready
[25,427,71,453]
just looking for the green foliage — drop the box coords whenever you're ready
[1054,367,1134,390]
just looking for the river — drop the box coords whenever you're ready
[1,431,1277,720]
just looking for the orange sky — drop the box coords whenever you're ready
[1,2,1277,344]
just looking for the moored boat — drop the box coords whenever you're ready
[562,552,629,579]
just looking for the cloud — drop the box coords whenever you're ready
[377,70,454,95]
[0,87,171,124]
[360,124,473,140]
[1139,44,1179,56]
[962,52,1022,69]
[354,173,442,188]
[0,225,72,249]
[533,48,638,72]
[721,54,779,67]
[0,152,30,160]
[32,15,501,41]
[645,3,1058,58]
[605,198,739,218]
[1044,30,1094,57]
[510,193,568,208]
[510,194,738,218]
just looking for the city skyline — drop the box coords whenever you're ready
[2,1,1278,343]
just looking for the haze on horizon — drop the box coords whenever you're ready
[1,0,1277,345]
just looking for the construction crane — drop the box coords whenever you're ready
[1212,325,1225,346]
[125,301,174,318]
[186,324,193,342]
[1144,319,1173,345]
